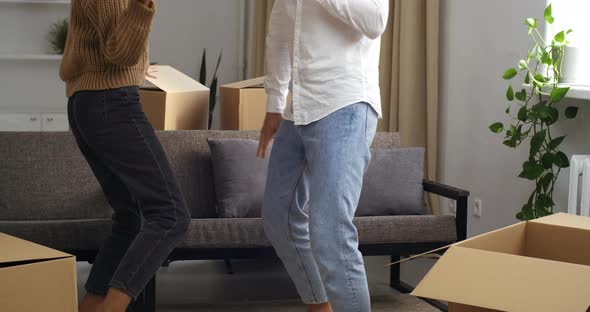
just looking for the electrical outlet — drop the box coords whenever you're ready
[449,200,457,214]
[474,199,483,218]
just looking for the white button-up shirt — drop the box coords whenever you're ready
[265,0,389,125]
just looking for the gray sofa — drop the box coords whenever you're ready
[0,131,468,311]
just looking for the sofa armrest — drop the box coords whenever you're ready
[423,180,469,242]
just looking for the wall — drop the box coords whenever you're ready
[0,0,245,129]
[439,0,590,236]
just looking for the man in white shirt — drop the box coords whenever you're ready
[257,1,388,311]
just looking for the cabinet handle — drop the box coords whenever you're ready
[47,117,54,122]
[30,117,38,122]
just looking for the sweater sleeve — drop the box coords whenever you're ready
[84,0,155,67]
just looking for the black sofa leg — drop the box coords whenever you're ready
[129,275,156,312]
[389,256,412,294]
[224,258,234,274]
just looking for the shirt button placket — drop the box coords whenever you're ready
[292,0,302,124]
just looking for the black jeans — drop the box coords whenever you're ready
[68,86,190,299]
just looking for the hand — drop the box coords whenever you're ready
[146,65,158,79]
[257,113,283,159]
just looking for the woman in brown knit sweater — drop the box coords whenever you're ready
[60,1,190,311]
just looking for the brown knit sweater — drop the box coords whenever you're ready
[60,0,155,97]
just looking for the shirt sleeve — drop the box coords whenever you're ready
[314,0,389,39]
[264,0,293,114]
[83,0,155,67]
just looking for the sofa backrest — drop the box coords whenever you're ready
[0,131,400,221]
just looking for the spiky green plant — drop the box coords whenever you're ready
[198,49,223,129]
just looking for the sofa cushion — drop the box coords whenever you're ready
[0,215,456,251]
[356,148,427,216]
[208,139,270,218]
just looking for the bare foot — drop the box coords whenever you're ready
[307,302,333,312]
[79,293,104,312]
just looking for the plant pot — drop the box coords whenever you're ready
[561,46,590,86]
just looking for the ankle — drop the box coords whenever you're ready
[101,288,132,312]
[307,302,332,312]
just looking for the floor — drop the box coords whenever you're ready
[76,256,439,311]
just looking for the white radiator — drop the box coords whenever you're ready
[568,155,590,216]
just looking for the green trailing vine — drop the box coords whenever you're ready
[489,3,580,221]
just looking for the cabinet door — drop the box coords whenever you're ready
[42,113,69,131]
[0,113,42,131]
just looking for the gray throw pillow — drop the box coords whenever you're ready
[356,148,426,216]
[208,139,269,218]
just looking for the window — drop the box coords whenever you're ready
[549,0,590,87]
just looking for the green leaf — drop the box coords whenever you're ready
[506,106,511,114]
[551,86,570,103]
[524,73,531,84]
[530,130,546,157]
[519,161,545,180]
[199,49,207,85]
[554,152,570,168]
[547,107,559,125]
[541,173,554,191]
[503,139,517,148]
[516,211,525,221]
[541,49,552,65]
[554,31,565,43]
[503,68,518,80]
[506,85,515,101]
[526,18,538,29]
[534,74,548,83]
[489,122,504,133]
[521,203,535,220]
[565,106,579,119]
[544,4,554,24]
[518,106,528,122]
[533,102,551,119]
[518,60,529,70]
[542,153,555,169]
[537,194,555,209]
[549,136,566,150]
[516,89,528,101]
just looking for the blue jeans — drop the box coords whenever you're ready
[262,102,378,312]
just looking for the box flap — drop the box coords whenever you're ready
[0,233,71,264]
[412,246,590,312]
[143,65,208,93]
[222,77,265,89]
[531,212,590,230]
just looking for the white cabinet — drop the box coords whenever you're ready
[41,113,68,131]
[0,113,68,131]
[0,113,42,131]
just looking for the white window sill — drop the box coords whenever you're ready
[523,83,590,101]
[559,83,590,101]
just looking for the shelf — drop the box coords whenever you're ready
[0,54,62,61]
[0,0,70,4]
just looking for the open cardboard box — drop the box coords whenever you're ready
[219,77,267,130]
[140,65,210,130]
[0,233,77,311]
[412,213,590,311]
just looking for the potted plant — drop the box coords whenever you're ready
[48,18,68,54]
[489,3,580,221]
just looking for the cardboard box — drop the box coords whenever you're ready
[0,233,77,311]
[219,77,267,130]
[412,213,590,312]
[140,65,210,130]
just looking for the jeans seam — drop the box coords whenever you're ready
[113,117,178,297]
[286,162,321,304]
